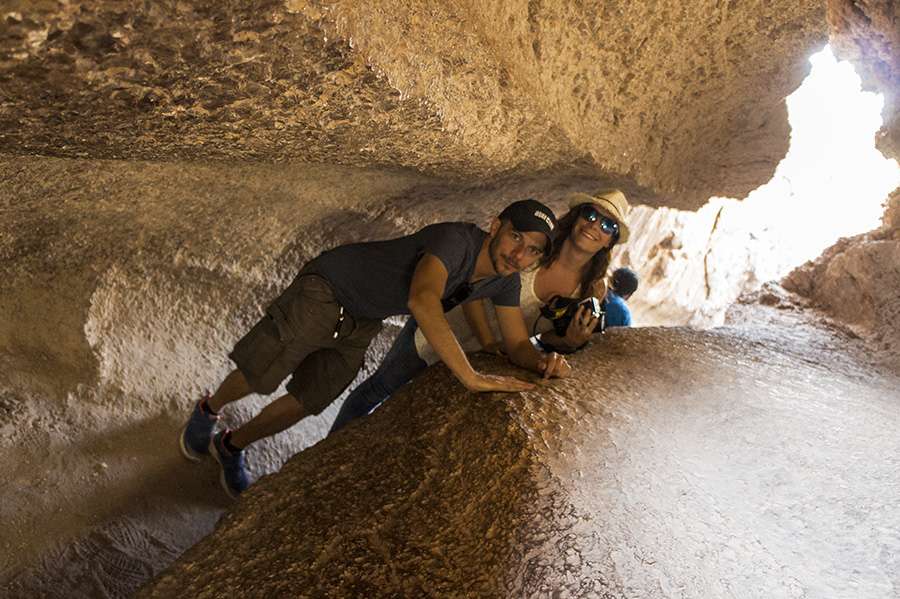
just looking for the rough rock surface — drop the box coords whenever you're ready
[826,0,899,159]
[137,321,900,599]
[782,216,900,370]
[0,0,828,207]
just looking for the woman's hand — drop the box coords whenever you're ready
[563,304,600,348]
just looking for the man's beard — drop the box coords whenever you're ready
[488,231,506,274]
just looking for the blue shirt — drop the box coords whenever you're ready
[602,291,632,327]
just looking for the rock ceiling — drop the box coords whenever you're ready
[1,0,834,209]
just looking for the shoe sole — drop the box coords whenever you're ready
[178,424,206,462]
[209,438,240,500]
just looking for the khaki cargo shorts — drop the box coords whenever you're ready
[229,272,382,416]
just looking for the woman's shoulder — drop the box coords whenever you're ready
[521,268,539,286]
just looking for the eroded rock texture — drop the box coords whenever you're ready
[827,0,899,159]
[783,200,900,369]
[137,325,900,599]
[0,0,828,207]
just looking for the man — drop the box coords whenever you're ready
[603,267,638,327]
[179,199,570,497]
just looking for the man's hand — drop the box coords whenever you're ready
[562,304,600,348]
[463,373,536,392]
[537,351,571,379]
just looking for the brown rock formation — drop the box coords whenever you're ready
[782,200,900,369]
[136,326,900,598]
[826,0,899,159]
[0,0,828,207]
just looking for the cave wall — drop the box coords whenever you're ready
[826,0,899,161]
[827,0,899,232]
[782,194,900,369]
[311,0,827,206]
[826,0,899,230]
[0,156,428,404]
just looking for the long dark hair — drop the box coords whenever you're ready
[545,205,617,298]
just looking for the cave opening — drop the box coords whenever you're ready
[624,45,899,327]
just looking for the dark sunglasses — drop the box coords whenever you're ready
[579,205,619,238]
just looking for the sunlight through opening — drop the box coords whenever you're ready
[624,45,900,327]
[736,45,899,274]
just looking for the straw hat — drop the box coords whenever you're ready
[566,188,631,243]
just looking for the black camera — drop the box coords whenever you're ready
[540,295,606,337]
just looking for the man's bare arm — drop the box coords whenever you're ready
[408,254,534,392]
[495,305,571,379]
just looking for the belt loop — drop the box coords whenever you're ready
[332,305,345,339]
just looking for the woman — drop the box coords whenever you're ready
[329,189,631,433]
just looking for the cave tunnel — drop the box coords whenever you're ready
[1,1,899,597]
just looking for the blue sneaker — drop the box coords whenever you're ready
[209,430,250,499]
[179,395,219,462]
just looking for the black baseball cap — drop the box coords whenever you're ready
[498,199,557,254]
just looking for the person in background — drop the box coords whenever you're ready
[603,267,638,327]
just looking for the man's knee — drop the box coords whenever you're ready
[263,393,306,420]
[248,373,283,396]
[285,374,340,417]
[285,351,366,417]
